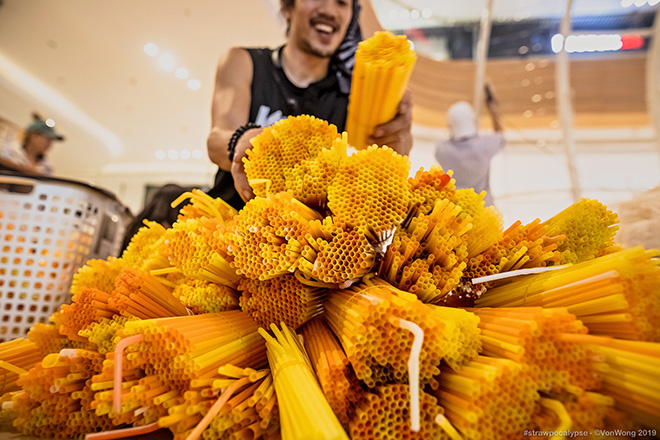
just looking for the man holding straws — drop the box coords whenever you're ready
[206,0,413,207]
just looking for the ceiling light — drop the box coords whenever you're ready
[410,9,420,20]
[649,0,660,5]
[180,149,191,160]
[400,9,409,20]
[158,53,176,71]
[144,43,159,56]
[633,0,646,6]
[187,79,201,90]
[620,0,634,5]
[422,8,432,19]
[388,9,398,20]
[175,67,189,79]
[155,149,166,160]
[192,149,204,159]
[167,149,179,160]
[45,119,55,127]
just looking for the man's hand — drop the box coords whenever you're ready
[367,90,413,156]
[230,127,262,202]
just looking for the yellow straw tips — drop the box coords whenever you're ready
[346,31,417,150]
[259,322,348,440]
[244,115,340,197]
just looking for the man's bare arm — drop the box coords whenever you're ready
[366,91,413,156]
[206,47,256,171]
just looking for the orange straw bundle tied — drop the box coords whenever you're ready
[431,356,540,440]
[120,311,267,390]
[0,338,42,394]
[239,274,326,329]
[475,246,660,342]
[327,145,412,242]
[71,258,126,298]
[349,384,449,440]
[12,349,110,440]
[244,115,340,197]
[378,197,472,303]
[300,317,363,426]
[346,31,417,150]
[108,267,188,319]
[259,322,348,440]
[467,307,600,390]
[53,287,117,342]
[162,365,278,440]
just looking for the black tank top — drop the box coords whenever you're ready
[209,47,349,209]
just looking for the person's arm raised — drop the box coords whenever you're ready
[206,47,260,172]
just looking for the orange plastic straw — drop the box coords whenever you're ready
[84,421,160,440]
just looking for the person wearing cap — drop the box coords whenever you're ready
[435,91,504,206]
[206,0,413,208]
[0,116,64,176]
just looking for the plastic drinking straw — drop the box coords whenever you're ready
[113,334,144,413]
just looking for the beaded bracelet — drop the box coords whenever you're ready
[228,122,261,162]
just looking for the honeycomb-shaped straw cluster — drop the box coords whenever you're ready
[349,385,448,440]
[301,317,363,426]
[172,278,240,315]
[542,198,619,265]
[328,145,412,241]
[296,218,376,286]
[284,132,348,210]
[432,356,540,440]
[226,192,322,281]
[325,280,479,388]
[244,115,339,197]
[162,365,279,440]
[13,349,110,440]
[469,307,600,390]
[238,275,326,329]
[379,198,471,303]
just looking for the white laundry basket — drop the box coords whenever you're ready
[0,172,132,342]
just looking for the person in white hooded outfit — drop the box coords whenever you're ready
[434,88,504,206]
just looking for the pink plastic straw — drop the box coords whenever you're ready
[113,334,143,413]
